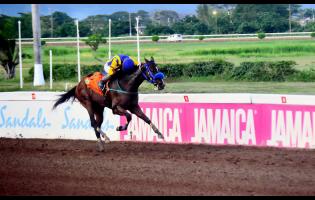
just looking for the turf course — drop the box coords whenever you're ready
[1,39,315,94]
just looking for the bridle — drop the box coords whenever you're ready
[141,62,165,84]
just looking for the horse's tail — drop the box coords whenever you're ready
[52,86,77,110]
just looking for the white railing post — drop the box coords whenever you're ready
[18,20,23,89]
[108,19,111,60]
[75,19,81,82]
[49,50,52,90]
[136,16,140,64]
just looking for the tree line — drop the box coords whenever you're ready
[1,4,315,39]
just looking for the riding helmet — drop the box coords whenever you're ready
[122,58,135,73]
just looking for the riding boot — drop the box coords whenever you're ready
[98,74,112,91]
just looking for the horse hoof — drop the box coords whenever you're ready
[158,134,164,139]
[104,139,111,144]
[97,141,105,152]
[97,146,104,152]
[116,126,125,131]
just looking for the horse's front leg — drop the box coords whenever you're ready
[112,105,132,131]
[95,109,110,143]
[84,102,105,152]
[130,105,164,140]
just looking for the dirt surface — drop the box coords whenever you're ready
[1,138,315,196]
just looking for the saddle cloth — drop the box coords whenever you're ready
[84,72,104,96]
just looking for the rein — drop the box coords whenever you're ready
[106,79,138,95]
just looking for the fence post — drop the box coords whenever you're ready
[108,19,111,59]
[18,20,23,89]
[136,16,140,64]
[49,50,52,90]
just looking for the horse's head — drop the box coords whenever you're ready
[141,56,165,90]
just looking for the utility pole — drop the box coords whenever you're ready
[50,10,53,37]
[289,4,292,33]
[49,8,53,38]
[129,12,132,37]
[31,4,45,86]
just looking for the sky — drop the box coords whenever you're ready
[1,4,315,20]
[0,4,199,19]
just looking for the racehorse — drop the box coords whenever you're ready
[53,57,165,151]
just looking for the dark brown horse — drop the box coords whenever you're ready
[53,57,165,151]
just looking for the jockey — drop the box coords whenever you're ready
[99,54,139,90]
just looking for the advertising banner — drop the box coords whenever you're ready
[1,92,315,149]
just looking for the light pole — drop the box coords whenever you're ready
[213,10,218,34]
[227,10,232,24]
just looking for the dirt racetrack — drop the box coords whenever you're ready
[1,138,315,196]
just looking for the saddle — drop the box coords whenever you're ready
[84,72,109,96]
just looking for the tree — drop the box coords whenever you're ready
[144,23,174,35]
[153,10,179,26]
[257,32,266,39]
[55,22,76,37]
[304,8,315,20]
[80,15,109,36]
[47,11,76,37]
[84,34,106,51]
[110,11,129,21]
[0,15,18,39]
[18,13,33,38]
[111,20,130,36]
[196,4,213,27]
[232,4,301,33]
[152,35,159,42]
[304,22,315,31]
[0,34,26,79]
[172,15,210,35]
[135,10,151,25]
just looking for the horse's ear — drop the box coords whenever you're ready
[140,63,146,71]
[144,57,149,63]
[150,56,154,62]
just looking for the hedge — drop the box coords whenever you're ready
[159,60,233,78]
[28,60,315,82]
[230,61,297,81]
[28,64,102,81]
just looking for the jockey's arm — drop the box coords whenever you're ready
[108,56,121,75]
[130,57,139,66]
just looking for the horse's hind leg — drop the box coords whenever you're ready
[130,105,164,139]
[76,82,105,151]
[112,105,131,131]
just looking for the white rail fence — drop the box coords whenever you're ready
[15,32,314,45]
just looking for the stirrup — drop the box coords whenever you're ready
[99,82,105,91]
